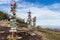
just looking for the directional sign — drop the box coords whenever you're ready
[10,22,17,28]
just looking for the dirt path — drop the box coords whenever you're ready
[18,34,42,40]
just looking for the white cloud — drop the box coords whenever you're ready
[16,2,60,26]
[48,3,60,12]
[0,1,60,26]
[51,3,60,9]
[0,0,20,4]
[0,0,11,4]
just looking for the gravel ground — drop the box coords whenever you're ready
[0,27,42,40]
[17,32,42,40]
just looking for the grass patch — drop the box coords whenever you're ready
[37,28,60,40]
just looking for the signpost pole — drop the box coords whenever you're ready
[10,1,17,40]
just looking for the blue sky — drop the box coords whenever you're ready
[0,0,60,28]
[24,0,60,5]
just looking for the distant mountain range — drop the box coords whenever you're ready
[39,25,60,31]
